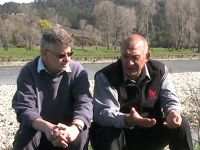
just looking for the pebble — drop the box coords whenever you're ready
[0,72,200,149]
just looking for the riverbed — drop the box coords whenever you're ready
[0,72,200,149]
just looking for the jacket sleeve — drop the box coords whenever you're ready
[160,66,182,115]
[71,63,93,129]
[12,66,41,127]
[93,73,127,128]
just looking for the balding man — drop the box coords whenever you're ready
[90,34,193,150]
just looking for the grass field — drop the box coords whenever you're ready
[0,47,200,62]
[151,48,200,59]
[0,47,120,61]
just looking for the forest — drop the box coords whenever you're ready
[0,0,200,52]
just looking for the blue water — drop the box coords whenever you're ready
[0,59,200,84]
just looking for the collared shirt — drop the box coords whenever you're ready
[12,57,93,149]
[37,56,71,74]
[124,64,150,85]
[93,63,181,128]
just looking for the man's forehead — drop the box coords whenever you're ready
[123,42,145,55]
[129,39,144,49]
[125,37,144,49]
[123,49,143,55]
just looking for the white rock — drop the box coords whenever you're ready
[0,72,200,148]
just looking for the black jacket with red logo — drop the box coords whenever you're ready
[98,59,165,120]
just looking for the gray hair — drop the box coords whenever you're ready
[40,27,73,52]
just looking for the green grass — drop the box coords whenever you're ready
[0,47,121,61]
[0,48,40,61]
[151,47,200,58]
[0,47,199,62]
[74,46,120,60]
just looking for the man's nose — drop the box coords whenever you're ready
[128,59,135,66]
[62,55,70,62]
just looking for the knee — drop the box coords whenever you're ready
[172,115,192,137]
[90,124,123,140]
[89,124,124,150]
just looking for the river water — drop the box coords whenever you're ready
[0,59,200,85]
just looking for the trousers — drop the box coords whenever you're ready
[13,126,89,150]
[89,117,193,150]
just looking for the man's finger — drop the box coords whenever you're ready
[52,138,68,148]
[58,134,68,143]
[163,121,177,128]
[137,118,156,128]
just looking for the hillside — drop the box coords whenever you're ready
[0,0,200,52]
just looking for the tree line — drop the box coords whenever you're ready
[0,0,200,52]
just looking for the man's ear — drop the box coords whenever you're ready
[42,50,47,60]
[145,50,151,62]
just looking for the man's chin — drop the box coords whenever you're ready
[61,67,67,71]
[58,66,67,72]
[128,72,139,80]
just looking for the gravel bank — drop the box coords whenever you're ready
[0,72,200,149]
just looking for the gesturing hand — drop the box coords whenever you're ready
[125,107,156,128]
[164,109,182,128]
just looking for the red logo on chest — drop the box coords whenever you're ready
[148,88,157,100]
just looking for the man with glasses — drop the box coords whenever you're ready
[12,27,93,150]
[90,34,193,150]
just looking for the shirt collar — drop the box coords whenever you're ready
[143,64,150,79]
[37,56,72,74]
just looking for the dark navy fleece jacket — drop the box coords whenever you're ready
[12,57,93,132]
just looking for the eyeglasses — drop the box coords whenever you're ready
[46,49,73,59]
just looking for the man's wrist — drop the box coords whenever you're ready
[71,123,83,132]
[72,119,84,131]
[124,114,134,128]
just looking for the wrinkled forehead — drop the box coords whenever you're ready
[122,40,146,55]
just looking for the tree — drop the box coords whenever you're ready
[0,2,21,15]
[85,24,100,49]
[93,1,115,50]
[113,6,136,49]
[38,19,54,33]
[151,0,169,47]
[93,1,137,50]
[0,15,12,50]
[79,19,87,50]
[165,0,197,49]
[21,4,38,50]
[135,0,158,42]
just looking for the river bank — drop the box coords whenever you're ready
[0,56,200,67]
[0,59,116,67]
[0,72,200,149]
